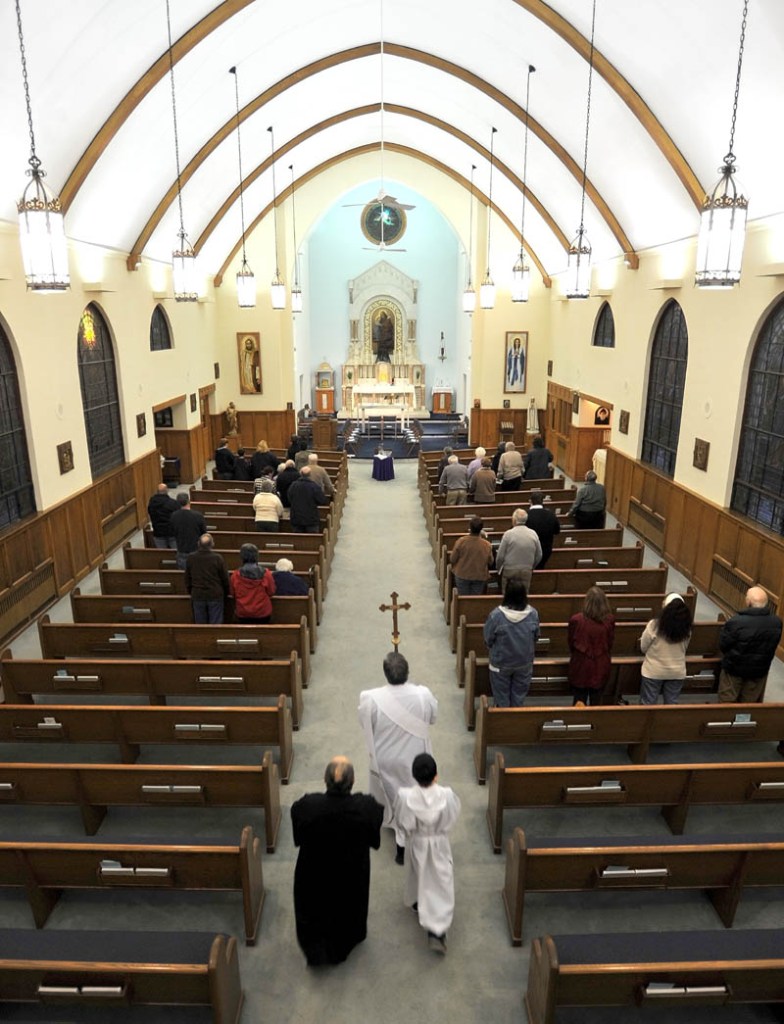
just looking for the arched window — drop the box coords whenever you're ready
[78,304,124,479]
[641,300,688,477]
[731,298,784,532]
[0,322,35,529]
[149,304,172,351]
[592,301,615,348]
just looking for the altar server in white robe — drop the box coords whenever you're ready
[358,651,438,864]
[395,753,460,955]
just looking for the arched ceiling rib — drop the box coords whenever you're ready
[213,142,553,289]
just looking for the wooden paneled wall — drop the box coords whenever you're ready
[470,409,530,449]
[546,383,608,480]
[0,449,160,648]
[605,447,784,647]
[209,409,296,455]
[154,426,205,485]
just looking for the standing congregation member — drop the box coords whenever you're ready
[436,446,453,479]
[170,493,207,570]
[466,446,486,480]
[358,652,438,865]
[287,465,328,533]
[569,470,607,529]
[718,586,783,703]
[449,516,493,596]
[252,479,284,532]
[497,441,524,491]
[291,756,383,967]
[438,455,468,506]
[272,558,309,596]
[567,586,615,705]
[276,459,299,508]
[229,543,276,624]
[495,508,542,591]
[232,447,251,480]
[147,483,178,549]
[523,435,554,480]
[525,489,561,569]
[483,578,540,707]
[184,534,229,624]
[307,453,335,497]
[638,593,692,705]
[395,754,461,956]
[469,457,496,504]
[251,440,278,479]
[214,437,236,479]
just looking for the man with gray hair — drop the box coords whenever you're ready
[252,477,283,531]
[291,756,383,966]
[466,445,487,480]
[495,507,542,591]
[307,452,335,497]
[358,652,438,865]
[438,454,468,505]
[569,470,607,529]
[497,440,524,491]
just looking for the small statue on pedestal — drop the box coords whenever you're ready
[226,402,239,436]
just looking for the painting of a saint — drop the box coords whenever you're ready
[372,308,395,362]
[238,332,262,394]
[504,332,528,393]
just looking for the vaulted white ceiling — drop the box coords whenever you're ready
[1,0,782,284]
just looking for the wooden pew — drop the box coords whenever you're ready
[448,585,693,650]
[2,824,265,944]
[0,929,243,1020]
[101,562,323,623]
[504,826,784,945]
[486,751,784,852]
[475,698,784,783]
[37,615,311,685]
[525,929,784,1024]
[0,699,294,782]
[463,650,721,728]
[204,530,332,581]
[0,750,282,850]
[71,589,318,654]
[456,616,722,687]
[1,649,305,728]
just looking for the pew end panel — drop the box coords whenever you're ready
[525,934,560,1024]
[261,749,281,853]
[239,824,265,946]
[487,752,506,853]
[503,827,527,946]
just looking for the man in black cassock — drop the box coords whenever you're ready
[291,756,383,966]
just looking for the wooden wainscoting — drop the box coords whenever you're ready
[0,449,160,647]
[154,426,205,485]
[470,409,529,450]
[605,447,784,653]
[209,409,296,455]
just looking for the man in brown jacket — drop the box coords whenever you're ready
[449,517,494,595]
[469,457,496,504]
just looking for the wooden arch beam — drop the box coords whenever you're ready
[213,143,553,290]
[196,101,569,258]
[512,0,703,207]
[60,0,254,211]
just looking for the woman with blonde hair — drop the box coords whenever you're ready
[251,439,278,479]
[567,586,615,705]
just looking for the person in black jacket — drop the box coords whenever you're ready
[214,438,236,479]
[276,459,300,509]
[287,466,328,533]
[184,534,229,624]
[170,494,207,570]
[525,489,561,569]
[147,483,178,549]
[718,586,782,703]
[232,448,251,481]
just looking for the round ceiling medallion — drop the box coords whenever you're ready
[361,202,406,246]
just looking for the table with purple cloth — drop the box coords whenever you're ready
[372,454,395,481]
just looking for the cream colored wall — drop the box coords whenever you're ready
[546,218,784,506]
[0,223,219,511]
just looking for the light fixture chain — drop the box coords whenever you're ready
[268,127,281,276]
[467,163,476,287]
[578,0,597,234]
[14,0,39,170]
[230,67,248,261]
[289,164,300,287]
[519,64,535,250]
[486,127,497,272]
[726,0,749,161]
[165,0,186,239]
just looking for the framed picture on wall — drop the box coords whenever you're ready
[504,331,528,393]
[237,333,262,394]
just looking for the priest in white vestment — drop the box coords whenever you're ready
[358,651,438,863]
[395,753,460,954]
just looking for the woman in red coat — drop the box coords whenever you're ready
[230,543,276,624]
[567,586,615,705]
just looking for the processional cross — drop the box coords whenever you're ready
[379,591,411,650]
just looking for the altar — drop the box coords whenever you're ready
[352,383,416,407]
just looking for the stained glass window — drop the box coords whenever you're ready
[0,322,36,529]
[78,303,124,479]
[641,300,688,477]
[150,304,172,351]
[592,301,615,348]
[731,298,784,533]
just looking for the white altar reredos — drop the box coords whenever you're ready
[340,261,428,417]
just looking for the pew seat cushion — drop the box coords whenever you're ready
[0,928,221,963]
[550,927,784,966]
[525,831,784,850]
